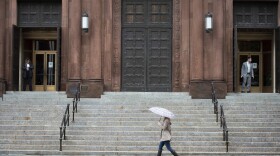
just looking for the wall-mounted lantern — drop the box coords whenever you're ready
[82,12,89,33]
[205,12,213,33]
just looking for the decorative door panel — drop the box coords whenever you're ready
[18,0,61,27]
[234,2,277,28]
[121,0,172,91]
[122,28,146,91]
[147,29,172,91]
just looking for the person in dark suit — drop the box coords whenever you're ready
[22,58,33,91]
[241,56,254,93]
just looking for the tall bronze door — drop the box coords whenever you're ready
[34,52,57,91]
[121,0,172,91]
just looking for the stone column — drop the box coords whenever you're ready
[189,0,227,99]
[0,0,6,80]
[60,0,69,91]
[102,0,113,91]
[190,0,204,81]
[181,0,190,91]
[79,0,103,98]
[225,0,233,92]
[67,0,81,97]
[5,0,17,91]
[0,0,6,93]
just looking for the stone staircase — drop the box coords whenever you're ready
[0,91,67,155]
[221,93,280,155]
[62,92,224,155]
[0,92,279,155]
[0,92,225,155]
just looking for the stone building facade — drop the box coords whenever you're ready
[0,0,279,98]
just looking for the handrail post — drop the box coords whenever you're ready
[226,130,229,152]
[72,99,75,122]
[63,125,66,140]
[78,83,81,101]
[67,105,70,126]
[59,126,62,151]
[76,100,78,113]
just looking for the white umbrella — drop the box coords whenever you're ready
[149,107,175,119]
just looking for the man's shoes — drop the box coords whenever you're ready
[247,91,251,93]
[241,91,245,93]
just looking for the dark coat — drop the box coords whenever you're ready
[22,63,34,79]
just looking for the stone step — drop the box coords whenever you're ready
[0,135,223,142]
[0,105,215,110]
[223,110,280,114]
[0,145,227,152]
[0,130,222,136]
[74,113,278,118]
[222,107,280,111]
[226,118,280,122]
[102,92,191,98]
[0,115,218,120]
[1,150,279,156]
[227,122,280,127]
[230,137,280,142]
[0,116,218,122]
[0,121,274,128]
[230,132,280,137]
[0,140,226,146]
[67,126,279,132]
[0,125,221,132]
[0,110,214,115]
[0,120,218,127]
[228,147,280,153]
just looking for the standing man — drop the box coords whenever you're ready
[22,58,34,91]
[241,56,254,93]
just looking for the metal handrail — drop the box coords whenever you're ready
[211,82,219,122]
[72,90,80,122]
[59,104,70,151]
[220,105,229,152]
[72,84,80,122]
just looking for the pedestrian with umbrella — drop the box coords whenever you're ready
[149,107,179,156]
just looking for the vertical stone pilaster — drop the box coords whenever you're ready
[172,0,182,92]
[68,0,81,80]
[67,0,81,96]
[112,0,121,91]
[181,0,190,91]
[60,0,69,90]
[225,0,233,92]
[103,0,113,91]
[0,0,6,80]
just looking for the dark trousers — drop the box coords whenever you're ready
[158,141,174,152]
[23,77,32,91]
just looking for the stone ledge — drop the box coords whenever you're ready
[66,79,104,98]
[190,80,227,99]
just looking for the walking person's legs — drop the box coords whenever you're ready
[242,76,247,92]
[23,79,27,91]
[157,141,164,156]
[28,77,32,91]
[165,141,179,156]
[247,74,251,92]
